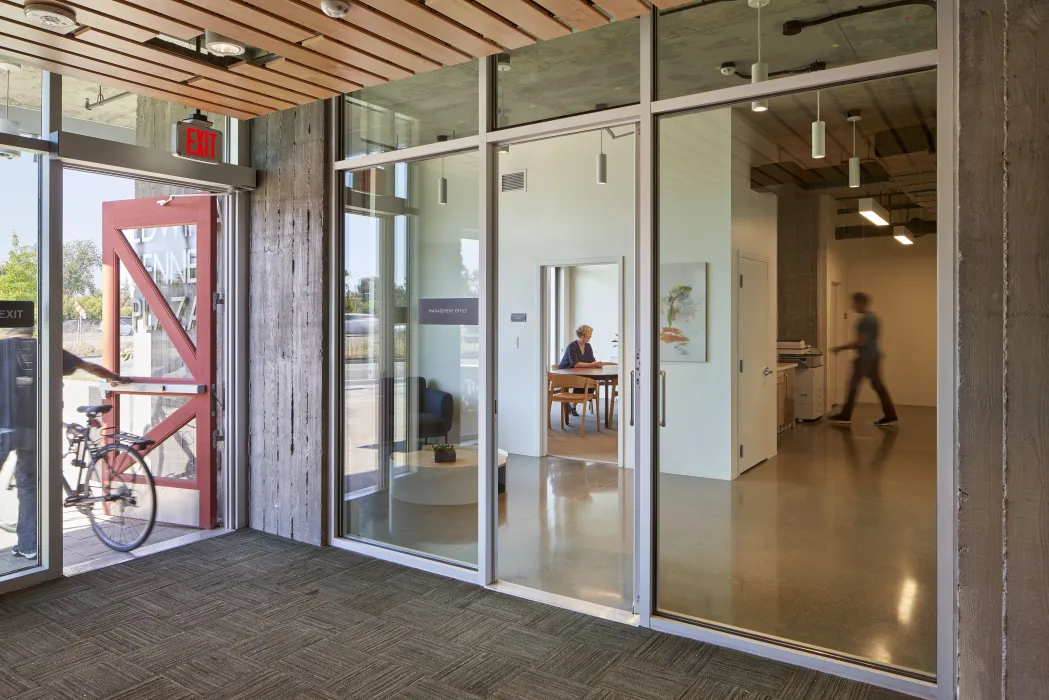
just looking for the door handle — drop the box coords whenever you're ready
[629,370,635,427]
[659,370,667,427]
[763,367,773,376]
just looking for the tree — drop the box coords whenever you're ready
[0,233,38,303]
[64,240,101,296]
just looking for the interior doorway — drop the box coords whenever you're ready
[542,261,623,466]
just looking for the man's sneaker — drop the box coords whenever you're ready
[11,545,37,559]
[875,418,899,427]
[828,414,851,425]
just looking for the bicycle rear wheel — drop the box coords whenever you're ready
[84,444,156,552]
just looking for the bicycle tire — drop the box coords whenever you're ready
[0,460,19,533]
[84,444,156,552]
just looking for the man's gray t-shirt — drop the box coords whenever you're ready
[857,312,880,361]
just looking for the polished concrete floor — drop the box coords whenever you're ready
[343,403,936,676]
[547,405,620,464]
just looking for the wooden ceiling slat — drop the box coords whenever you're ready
[312,0,471,66]
[229,59,344,99]
[0,14,192,82]
[76,27,317,105]
[0,32,272,114]
[0,0,154,42]
[353,0,502,57]
[530,0,609,32]
[180,0,314,44]
[473,0,571,41]
[649,0,692,8]
[427,0,535,49]
[0,45,258,119]
[243,0,441,74]
[51,0,201,41]
[186,76,295,111]
[259,57,359,94]
[300,34,407,82]
[117,0,386,87]
[593,0,649,20]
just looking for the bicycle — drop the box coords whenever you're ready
[63,404,157,552]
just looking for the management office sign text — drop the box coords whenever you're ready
[419,298,478,326]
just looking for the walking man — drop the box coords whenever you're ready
[829,292,898,427]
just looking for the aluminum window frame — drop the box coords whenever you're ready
[324,11,954,698]
[0,72,255,594]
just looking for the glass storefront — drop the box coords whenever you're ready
[343,65,480,159]
[494,20,640,129]
[656,0,936,100]
[339,150,480,566]
[0,150,41,576]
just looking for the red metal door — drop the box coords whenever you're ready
[101,196,217,529]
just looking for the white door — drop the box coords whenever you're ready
[738,255,775,474]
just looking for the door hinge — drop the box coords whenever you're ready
[739,360,743,373]
[212,429,225,448]
[211,383,218,416]
[739,275,743,287]
[212,292,225,310]
[739,444,743,458]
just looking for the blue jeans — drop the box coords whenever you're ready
[12,448,37,554]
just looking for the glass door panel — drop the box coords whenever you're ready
[0,151,43,578]
[339,152,480,567]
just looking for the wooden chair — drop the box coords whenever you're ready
[548,373,599,436]
[550,364,597,418]
[606,375,619,429]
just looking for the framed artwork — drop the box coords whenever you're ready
[659,262,708,362]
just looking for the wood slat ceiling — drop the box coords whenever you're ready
[0,0,655,121]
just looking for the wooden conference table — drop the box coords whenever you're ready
[549,364,619,429]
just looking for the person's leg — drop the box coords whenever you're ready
[833,360,864,421]
[14,447,37,557]
[868,358,898,421]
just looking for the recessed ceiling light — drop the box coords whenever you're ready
[205,29,246,56]
[23,3,76,29]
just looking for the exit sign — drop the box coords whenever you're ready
[172,118,223,165]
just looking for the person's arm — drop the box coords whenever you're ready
[67,355,128,384]
[574,342,603,368]
[832,332,868,354]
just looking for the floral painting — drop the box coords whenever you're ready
[659,262,707,362]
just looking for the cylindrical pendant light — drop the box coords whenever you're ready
[437,134,449,204]
[811,90,825,159]
[750,0,770,112]
[596,129,607,185]
[847,112,862,188]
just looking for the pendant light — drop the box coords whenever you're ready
[437,134,448,205]
[847,111,862,188]
[0,61,21,160]
[811,90,825,159]
[596,128,607,185]
[749,0,770,113]
[858,197,890,226]
[892,196,914,244]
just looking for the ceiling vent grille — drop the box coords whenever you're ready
[500,170,526,193]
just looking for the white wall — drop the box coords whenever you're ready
[497,129,634,464]
[657,109,778,481]
[567,263,620,362]
[730,113,779,468]
[820,194,847,411]
[413,153,480,442]
[831,231,938,407]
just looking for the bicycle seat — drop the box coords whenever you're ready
[77,404,113,416]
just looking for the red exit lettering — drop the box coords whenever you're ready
[186,126,216,160]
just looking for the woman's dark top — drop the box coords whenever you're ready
[558,341,596,369]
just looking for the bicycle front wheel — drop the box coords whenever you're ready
[84,444,156,552]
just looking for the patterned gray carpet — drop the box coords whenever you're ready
[0,531,913,700]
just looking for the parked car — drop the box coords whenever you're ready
[120,316,134,336]
[344,313,378,336]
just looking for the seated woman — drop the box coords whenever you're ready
[558,325,603,417]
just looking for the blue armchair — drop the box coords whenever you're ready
[415,377,454,444]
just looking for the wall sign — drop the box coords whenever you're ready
[172,117,223,165]
[0,301,34,328]
[510,313,527,322]
[419,298,478,325]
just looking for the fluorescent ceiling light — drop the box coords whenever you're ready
[893,225,914,245]
[859,197,890,226]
